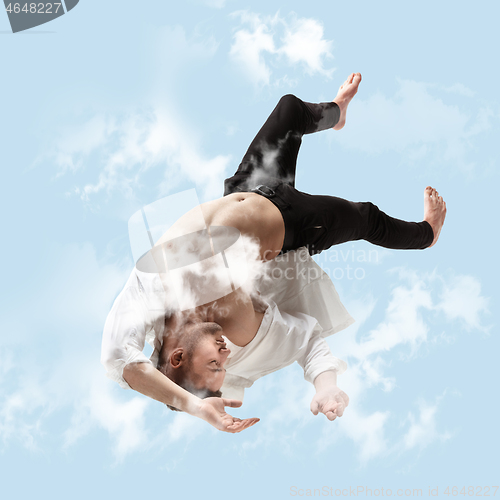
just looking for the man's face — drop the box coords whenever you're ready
[182,321,231,393]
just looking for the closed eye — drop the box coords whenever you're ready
[209,360,224,373]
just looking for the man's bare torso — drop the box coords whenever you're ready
[158,192,284,346]
[157,192,285,261]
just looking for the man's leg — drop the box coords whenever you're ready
[224,73,361,195]
[224,94,340,194]
[225,73,446,252]
[282,189,434,253]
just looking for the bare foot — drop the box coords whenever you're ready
[423,186,447,248]
[333,72,362,131]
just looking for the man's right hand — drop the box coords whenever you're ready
[196,397,260,433]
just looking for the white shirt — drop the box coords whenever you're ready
[101,247,354,396]
[221,297,347,401]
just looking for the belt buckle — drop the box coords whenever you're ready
[252,184,275,197]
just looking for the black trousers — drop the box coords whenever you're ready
[223,94,433,254]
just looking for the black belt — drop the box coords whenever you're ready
[250,184,295,252]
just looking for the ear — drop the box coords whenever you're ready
[169,348,185,369]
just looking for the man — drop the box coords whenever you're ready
[101,73,447,433]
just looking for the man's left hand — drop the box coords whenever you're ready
[310,386,349,421]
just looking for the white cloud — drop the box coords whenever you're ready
[229,11,334,87]
[237,368,321,457]
[229,12,277,87]
[0,239,230,460]
[312,268,488,462]
[338,406,390,463]
[163,411,207,443]
[35,25,225,206]
[0,242,151,459]
[441,83,476,98]
[44,105,231,205]
[38,242,129,331]
[402,397,452,451]
[232,266,489,464]
[332,79,496,173]
[338,268,489,373]
[63,371,151,461]
[354,275,433,360]
[436,274,490,332]
[52,114,117,176]
[0,380,45,452]
[279,17,334,77]
[330,270,434,389]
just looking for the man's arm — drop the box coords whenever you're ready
[295,322,349,421]
[123,362,259,433]
[102,281,259,433]
[123,362,199,410]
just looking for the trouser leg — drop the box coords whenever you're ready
[284,189,434,253]
[223,94,433,253]
[224,94,340,194]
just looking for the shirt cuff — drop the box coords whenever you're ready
[304,355,347,385]
[103,346,154,390]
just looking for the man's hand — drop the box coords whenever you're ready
[311,370,349,421]
[310,385,349,421]
[196,397,260,433]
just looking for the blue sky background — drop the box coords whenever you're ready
[1,0,498,498]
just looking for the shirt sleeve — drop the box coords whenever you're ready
[295,322,347,385]
[101,285,155,389]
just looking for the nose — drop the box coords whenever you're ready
[220,348,231,364]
